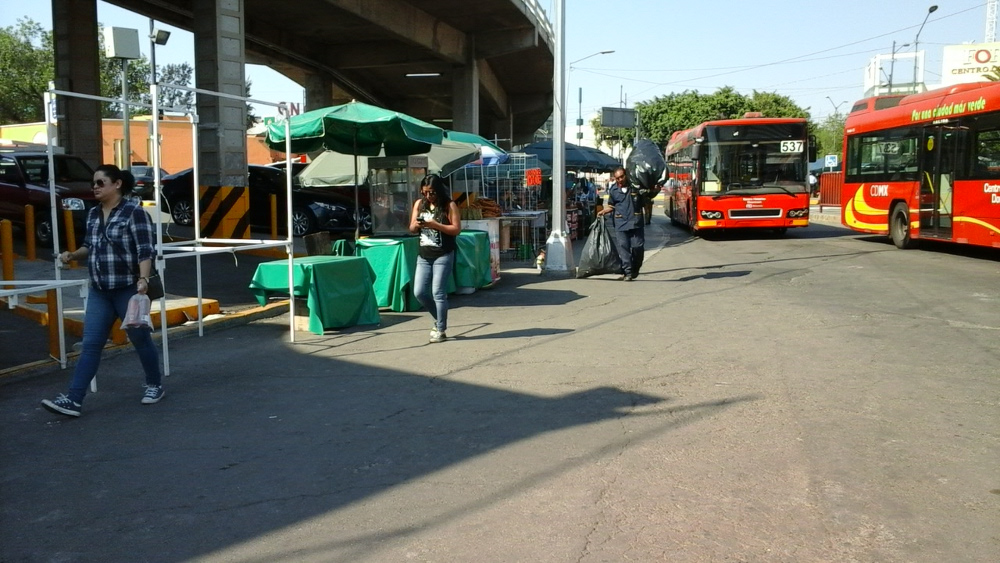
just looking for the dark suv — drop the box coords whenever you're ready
[0,151,97,246]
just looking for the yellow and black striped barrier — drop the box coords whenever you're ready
[198,185,250,239]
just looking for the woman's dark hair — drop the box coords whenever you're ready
[94,164,136,195]
[420,174,451,204]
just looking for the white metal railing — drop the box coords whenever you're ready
[521,0,554,45]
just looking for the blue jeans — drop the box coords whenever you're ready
[414,251,454,332]
[67,286,161,404]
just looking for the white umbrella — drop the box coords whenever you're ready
[298,139,480,187]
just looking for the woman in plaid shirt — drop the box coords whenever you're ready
[42,165,163,417]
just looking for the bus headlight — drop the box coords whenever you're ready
[61,198,85,211]
[699,210,723,219]
[786,208,809,218]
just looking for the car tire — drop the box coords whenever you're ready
[170,199,194,226]
[358,208,373,233]
[291,206,316,237]
[35,216,54,247]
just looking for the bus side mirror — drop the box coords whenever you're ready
[808,136,817,162]
[690,144,701,161]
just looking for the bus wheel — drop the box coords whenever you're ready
[668,201,679,225]
[890,202,916,249]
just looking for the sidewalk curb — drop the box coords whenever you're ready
[0,301,287,382]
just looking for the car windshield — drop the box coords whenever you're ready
[19,156,94,184]
[131,166,153,176]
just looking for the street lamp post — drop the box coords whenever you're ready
[546,46,614,273]
[148,19,171,86]
[826,97,847,118]
[888,41,910,93]
[913,5,938,93]
[568,50,614,145]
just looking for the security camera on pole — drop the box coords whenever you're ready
[103,27,141,170]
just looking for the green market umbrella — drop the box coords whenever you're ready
[265,100,446,238]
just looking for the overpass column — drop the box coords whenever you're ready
[452,55,480,134]
[304,73,334,111]
[192,0,248,188]
[51,0,102,166]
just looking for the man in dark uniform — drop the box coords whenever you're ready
[598,166,644,280]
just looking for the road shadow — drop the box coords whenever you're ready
[854,235,1000,262]
[0,320,755,562]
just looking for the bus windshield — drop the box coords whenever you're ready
[702,124,808,195]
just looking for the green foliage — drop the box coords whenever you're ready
[591,86,811,154]
[811,113,846,158]
[984,65,1000,81]
[245,79,257,130]
[156,63,196,110]
[0,18,53,123]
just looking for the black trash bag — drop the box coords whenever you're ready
[626,139,666,193]
[576,216,623,278]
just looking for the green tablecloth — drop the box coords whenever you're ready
[355,237,421,312]
[454,230,492,290]
[248,256,380,334]
[331,232,492,311]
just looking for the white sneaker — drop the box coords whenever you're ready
[429,329,447,343]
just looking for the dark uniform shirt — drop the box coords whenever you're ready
[607,184,643,232]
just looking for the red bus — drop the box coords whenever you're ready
[663,113,815,235]
[841,81,1000,249]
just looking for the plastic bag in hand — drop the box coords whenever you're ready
[122,293,153,330]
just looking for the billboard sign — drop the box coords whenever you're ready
[601,107,636,128]
[940,42,1000,86]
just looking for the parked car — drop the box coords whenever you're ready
[160,165,372,236]
[0,150,97,246]
[266,161,310,179]
[130,165,169,200]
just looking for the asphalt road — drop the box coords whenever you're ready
[1,216,998,562]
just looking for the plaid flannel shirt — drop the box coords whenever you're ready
[81,197,155,291]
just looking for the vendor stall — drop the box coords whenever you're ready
[450,153,548,264]
[332,231,493,309]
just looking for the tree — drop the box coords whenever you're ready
[148,62,195,111]
[983,65,1000,81]
[245,79,258,129]
[812,113,846,159]
[0,18,53,124]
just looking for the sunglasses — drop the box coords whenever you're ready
[93,179,108,188]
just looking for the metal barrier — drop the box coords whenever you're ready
[818,172,843,212]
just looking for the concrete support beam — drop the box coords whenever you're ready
[475,28,538,58]
[326,0,467,64]
[51,0,102,166]
[303,73,333,112]
[476,60,507,117]
[452,41,479,134]
[193,0,248,187]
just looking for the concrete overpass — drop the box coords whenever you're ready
[52,0,554,180]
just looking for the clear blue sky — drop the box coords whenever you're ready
[1,0,989,127]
